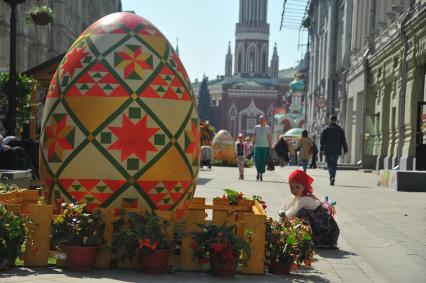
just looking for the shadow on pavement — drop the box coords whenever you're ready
[1,267,332,282]
[198,178,212,185]
[338,185,370,189]
[316,248,357,259]
[243,180,288,184]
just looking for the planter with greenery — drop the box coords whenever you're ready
[26,5,55,25]
[113,210,172,273]
[265,216,314,274]
[51,203,105,272]
[191,223,251,276]
[0,204,33,270]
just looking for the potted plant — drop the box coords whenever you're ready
[51,203,105,272]
[113,210,172,273]
[265,216,314,274]
[26,5,55,26]
[0,204,33,270]
[191,223,251,276]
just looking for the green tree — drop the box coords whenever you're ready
[197,77,212,121]
[0,73,37,135]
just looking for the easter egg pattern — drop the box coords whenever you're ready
[40,13,199,217]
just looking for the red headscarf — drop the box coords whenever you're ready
[288,169,314,196]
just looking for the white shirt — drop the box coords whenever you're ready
[280,196,321,218]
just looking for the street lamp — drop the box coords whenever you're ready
[3,0,26,136]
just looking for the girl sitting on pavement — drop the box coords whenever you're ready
[280,169,340,248]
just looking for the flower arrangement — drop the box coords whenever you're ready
[0,181,20,194]
[51,203,105,248]
[26,5,55,25]
[252,195,267,211]
[218,188,247,205]
[113,210,171,261]
[191,223,251,266]
[0,204,33,270]
[265,216,314,273]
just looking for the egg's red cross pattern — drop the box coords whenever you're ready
[40,13,199,217]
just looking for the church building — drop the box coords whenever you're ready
[193,0,294,138]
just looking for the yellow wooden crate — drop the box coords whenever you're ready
[180,197,266,274]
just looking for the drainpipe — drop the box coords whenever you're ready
[397,9,413,167]
[360,0,376,168]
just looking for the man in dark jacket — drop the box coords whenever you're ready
[274,137,289,167]
[320,115,348,185]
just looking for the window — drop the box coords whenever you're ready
[238,52,242,73]
[247,117,257,132]
[249,47,255,73]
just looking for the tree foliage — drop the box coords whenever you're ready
[0,73,37,133]
[197,77,212,122]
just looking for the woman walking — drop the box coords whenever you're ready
[274,136,289,167]
[299,130,313,173]
[252,115,272,181]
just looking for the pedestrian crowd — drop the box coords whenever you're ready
[230,115,346,249]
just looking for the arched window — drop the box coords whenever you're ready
[249,47,255,73]
[238,52,242,73]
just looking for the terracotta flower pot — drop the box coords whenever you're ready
[0,240,19,270]
[66,246,98,272]
[140,249,170,273]
[209,253,238,277]
[268,259,292,275]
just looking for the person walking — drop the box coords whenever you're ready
[252,115,272,181]
[275,136,289,167]
[320,115,348,186]
[287,141,295,166]
[235,133,247,180]
[299,130,313,173]
[310,142,318,169]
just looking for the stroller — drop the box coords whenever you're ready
[200,146,212,169]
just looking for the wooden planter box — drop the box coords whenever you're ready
[2,198,266,274]
[180,197,266,274]
[0,189,39,214]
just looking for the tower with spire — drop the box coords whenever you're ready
[270,43,279,79]
[225,41,233,78]
[175,37,179,56]
[234,0,270,77]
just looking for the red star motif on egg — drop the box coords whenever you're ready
[108,114,159,162]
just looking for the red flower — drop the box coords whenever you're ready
[220,249,234,261]
[304,259,312,267]
[211,242,226,253]
[191,241,199,249]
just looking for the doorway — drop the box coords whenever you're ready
[416,101,426,170]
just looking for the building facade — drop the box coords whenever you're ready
[305,0,426,170]
[0,0,122,73]
[193,0,296,139]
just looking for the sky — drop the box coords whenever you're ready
[121,0,308,82]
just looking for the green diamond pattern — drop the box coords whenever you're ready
[154,134,165,145]
[100,132,112,144]
[129,107,141,119]
[127,158,139,170]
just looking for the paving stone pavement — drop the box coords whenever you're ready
[2,166,425,282]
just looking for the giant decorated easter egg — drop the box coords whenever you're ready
[212,130,235,162]
[40,13,199,218]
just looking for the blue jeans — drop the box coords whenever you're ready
[301,159,308,172]
[326,155,339,178]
